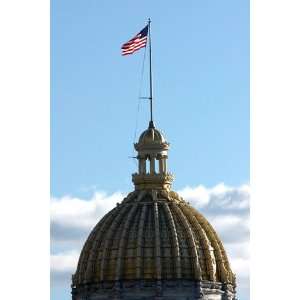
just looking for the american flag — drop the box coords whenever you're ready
[121,25,148,56]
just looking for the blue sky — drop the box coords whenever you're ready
[51,1,249,299]
[51,0,249,197]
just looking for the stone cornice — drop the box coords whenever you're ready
[134,141,170,152]
[132,172,174,190]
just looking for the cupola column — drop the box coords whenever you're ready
[139,157,146,174]
[150,155,155,174]
[162,157,167,173]
[159,158,164,174]
[138,158,142,174]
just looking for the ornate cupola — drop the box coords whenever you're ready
[132,121,174,191]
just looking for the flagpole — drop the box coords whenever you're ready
[148,18,154,127]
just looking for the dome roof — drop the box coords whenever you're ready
[138,125,166,145]
[73,190,235,287]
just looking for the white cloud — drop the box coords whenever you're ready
[231,257,249,279]
[51,250,80,273]
[178,185,211,206]
[51,183,250,298]
[178,183,250,212]
[51,191,124,228]
[226,241,250,261]
[51,192,124,244]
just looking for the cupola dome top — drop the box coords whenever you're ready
[138,121,166,146]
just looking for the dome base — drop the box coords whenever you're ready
[72,280,236,300]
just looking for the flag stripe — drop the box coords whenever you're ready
[122,41,147,54]
[122,45,145,55]
[121,38,147,51]
[121,36,147,48]
[122,41,147,52]
[121,25,148,56]
[121,38,147,50]
[123,42,146,52]
[122,42,146,52]
[122,36,147,46]
[121,42,147,55]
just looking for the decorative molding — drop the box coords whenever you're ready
[132,173,174,190]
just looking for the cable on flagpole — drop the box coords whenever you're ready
[131,45,147,166]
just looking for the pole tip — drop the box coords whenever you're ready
[149,121,155,129]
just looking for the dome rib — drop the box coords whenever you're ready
[162,202,182,279]
[153,200,162,280]
[180,204,217,282]
[115,203,139,281]
[205,221,234,283]
[99,205,131,281]
[171,203,202,280]
[136,202,147,279]
[83,225,104,281]
[191,208,230,283]
[91,209,123,282]
[77,208,118,284]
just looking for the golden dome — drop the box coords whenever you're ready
[72,189,235,286]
